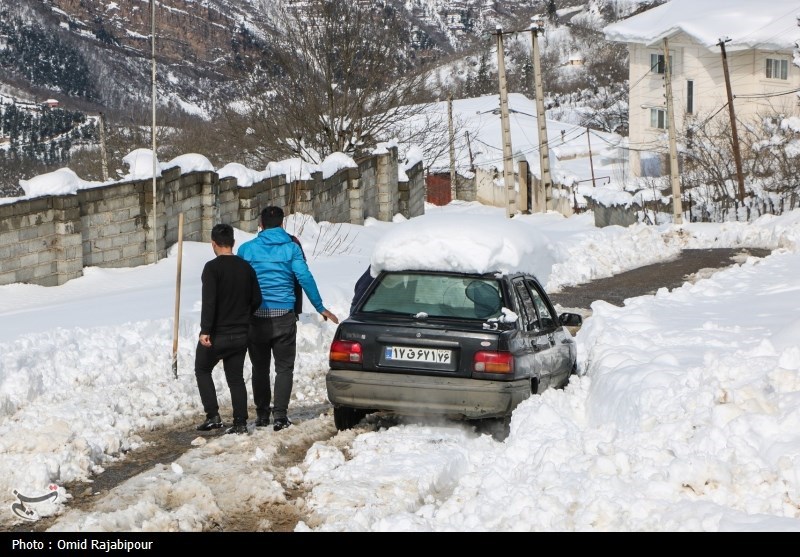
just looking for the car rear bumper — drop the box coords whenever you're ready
[326,369,531,420]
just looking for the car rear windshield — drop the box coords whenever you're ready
[360,272,503,320]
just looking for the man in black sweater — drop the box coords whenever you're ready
[195,223,262,434]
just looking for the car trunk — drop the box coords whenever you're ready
[335,316,510,378]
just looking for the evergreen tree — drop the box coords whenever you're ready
[548,0,558,23]
[475,50,493,96]
[0,15,96,99]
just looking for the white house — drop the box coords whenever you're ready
[604,0,800,177]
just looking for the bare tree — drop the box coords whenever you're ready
[680,106,800,219]
[219,0,434,165]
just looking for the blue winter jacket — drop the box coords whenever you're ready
[237,227,327,313]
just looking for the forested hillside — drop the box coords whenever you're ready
[0,0,661,195]
[0,15,95,99]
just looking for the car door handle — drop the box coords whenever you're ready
[531,341,549,352]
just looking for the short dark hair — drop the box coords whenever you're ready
[260,206,285,229]
[211,223,235,248]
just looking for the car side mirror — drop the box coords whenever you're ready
[559,312,583,327]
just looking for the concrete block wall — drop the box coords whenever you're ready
[164,168,207,245]
[0,146,421,287]
[588,199,640,228]
[0,195,82,286]
[78,179,150,269]
[376,149,399,222]
[455,174,476,203]
[237,175,289,233]
[356,156,379,222]
[346,169,365,226]
[313,168,356,224]
[294,173,317,217]
[216,178,238,238]
[400,160,425,218]
[52,196,84,285]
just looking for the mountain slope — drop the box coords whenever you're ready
[0,0,656,194]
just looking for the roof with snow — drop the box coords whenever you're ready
[603,0,800,50]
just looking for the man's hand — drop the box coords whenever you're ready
[199,334,212,347]
[321,309,339,324]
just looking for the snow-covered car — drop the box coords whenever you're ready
[326,268,582,431]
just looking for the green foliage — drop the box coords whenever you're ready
[0,102,97,192]
[0,13,96,98]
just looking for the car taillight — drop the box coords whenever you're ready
[473,351,513,374]
[330,340,363,363]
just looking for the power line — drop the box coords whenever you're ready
[735,87,800,99]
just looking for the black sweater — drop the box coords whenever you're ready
[200,255,262,336]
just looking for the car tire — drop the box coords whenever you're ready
[333,406,365,431]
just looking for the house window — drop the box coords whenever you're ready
[766,58,788,80]
[686,80,694,114]
[650,52,674,74]
[650,108,668,129]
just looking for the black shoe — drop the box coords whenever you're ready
[273,417,292,431]
[254,415,270,428]
[196,414,223,431]
[225,423,248,435]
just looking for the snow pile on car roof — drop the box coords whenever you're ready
[370,212,556,279]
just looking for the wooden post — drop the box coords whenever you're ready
[172,212,184,379]
[718,38,746,205]
[663,38,683,224]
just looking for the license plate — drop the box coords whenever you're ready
[385,346,452,364]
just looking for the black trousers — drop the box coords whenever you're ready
[248,312,297,420]
[194,332,249,423]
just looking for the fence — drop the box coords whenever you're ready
[0,147,425,286]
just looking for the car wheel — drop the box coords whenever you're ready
[556,363,578,389]
[333,406,365,431]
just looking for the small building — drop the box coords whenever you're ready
[43,99,59,108]
[567,52,584,66]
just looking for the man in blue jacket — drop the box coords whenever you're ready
[237,206,339,431]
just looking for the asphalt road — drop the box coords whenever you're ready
[549,247,771,311]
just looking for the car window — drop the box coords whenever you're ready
[525,279,556,330]
[513,279,541,331]
[361,272,502,319]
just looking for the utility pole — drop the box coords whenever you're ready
[494,26,516,217]
[530,17,551,213]
[465,131,474,172]
[663,37,683,224]
[150,0,158,264]
[98,112,108,181]
[717,37,746,205]
[587,129,596,187]
[448,93,457,203]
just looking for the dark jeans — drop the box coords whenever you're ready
[194,333,249,424]
[248,312,297,420]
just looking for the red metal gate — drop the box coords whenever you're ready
[425,174,452,206]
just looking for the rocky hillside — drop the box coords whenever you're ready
[0,0,660,195]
